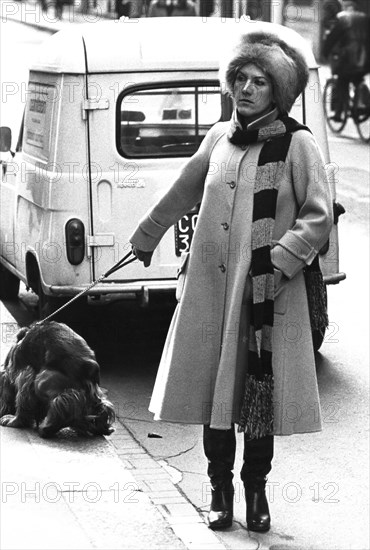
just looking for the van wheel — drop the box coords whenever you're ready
[0,265,20,300]
[312,327,326,353]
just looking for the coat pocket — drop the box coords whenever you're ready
[176,251,190,302]
[274,269,289,315]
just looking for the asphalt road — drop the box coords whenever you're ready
[1,18,369,550]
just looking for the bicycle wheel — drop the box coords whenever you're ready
[354,82,370,143]
[323,78,348,133]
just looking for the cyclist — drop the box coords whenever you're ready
[322,0,370,122]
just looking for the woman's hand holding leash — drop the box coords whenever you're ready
[131,246,153,267]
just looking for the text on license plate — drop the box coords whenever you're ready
[175,212,199,256]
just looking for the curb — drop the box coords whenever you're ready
[6,15,61,33]
[2,2,117,34]
[109,420,228,550]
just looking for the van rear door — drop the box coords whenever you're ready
[85,72,224,286]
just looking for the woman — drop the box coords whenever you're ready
[130,31,333,533]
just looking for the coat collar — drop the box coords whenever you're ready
[232,107,279,131]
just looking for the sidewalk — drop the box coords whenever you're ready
[0,418,229,550]
[0,303,229,550]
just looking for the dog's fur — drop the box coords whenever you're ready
[0,321,115,438]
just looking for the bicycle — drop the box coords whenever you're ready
[323,75,370,143]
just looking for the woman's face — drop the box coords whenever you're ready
[233,63,274,123]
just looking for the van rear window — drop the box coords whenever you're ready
[23,83,57,162]
[117,83,222,158]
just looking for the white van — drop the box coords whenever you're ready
[0,17,345,322]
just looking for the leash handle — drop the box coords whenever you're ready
[103,250,137,277]
[38,249,137,324]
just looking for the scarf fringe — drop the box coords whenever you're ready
[238,374,274,438]
[304,268,329,331]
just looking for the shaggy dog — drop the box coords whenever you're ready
[0,321,115,438]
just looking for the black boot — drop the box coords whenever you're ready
[241,435,274,533]
[203,425,236,530]
[245,475,270,532]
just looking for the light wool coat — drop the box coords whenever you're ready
[130,120,333,435]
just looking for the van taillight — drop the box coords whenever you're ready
[65,219,85,265]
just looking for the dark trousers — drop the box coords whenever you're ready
[199,0,214,17]
[333,74,365,116]
[116,0,131,17]
[203,425,274,488]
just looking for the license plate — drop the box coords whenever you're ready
[175,211,199,256]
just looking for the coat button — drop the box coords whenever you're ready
[219,264,226,272]
[221,223,229,230]
[228,181,236,189]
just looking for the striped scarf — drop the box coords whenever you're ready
[229,115,309,439]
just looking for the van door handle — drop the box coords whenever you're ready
[87,233,115,257]
[82,98,109,120]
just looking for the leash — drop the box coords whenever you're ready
[38,249,137,324]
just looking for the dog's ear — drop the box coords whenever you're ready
[84,360,101,384]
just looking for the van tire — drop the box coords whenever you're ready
[0,265,20,300]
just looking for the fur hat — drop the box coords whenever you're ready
[220,31,309,114]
